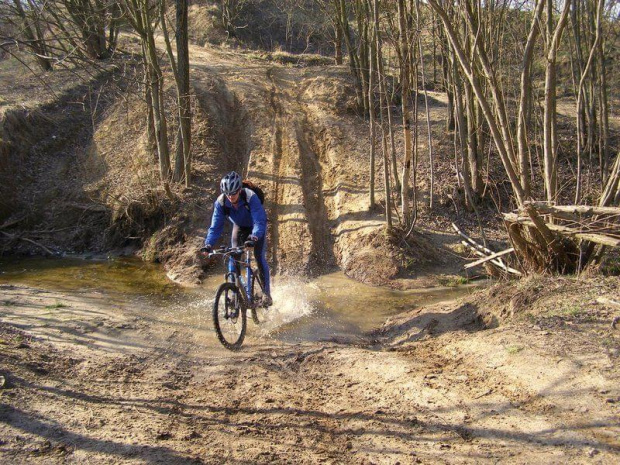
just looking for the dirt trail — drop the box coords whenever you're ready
[186,43,388,281]
[2,279,619,463]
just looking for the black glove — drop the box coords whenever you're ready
[200,245,212,255]
[244,239,255,248]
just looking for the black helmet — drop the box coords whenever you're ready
[220,171,242,195]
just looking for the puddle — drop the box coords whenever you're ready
[0,257,486,348]
[264,272,485,343]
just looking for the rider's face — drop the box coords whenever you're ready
[226,189,241,204]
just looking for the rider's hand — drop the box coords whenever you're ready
[200,245,212,257]
[244,238,256,248]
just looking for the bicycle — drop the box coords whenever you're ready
[204,242,268,350]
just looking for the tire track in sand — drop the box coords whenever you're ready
[264,66,335,275]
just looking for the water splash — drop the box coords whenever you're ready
[256,275,317,334]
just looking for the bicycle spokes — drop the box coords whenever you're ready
[213,283,246,350]
[225,292,240,320]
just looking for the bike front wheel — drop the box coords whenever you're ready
[249,272,265,324]
[213,282,247,350]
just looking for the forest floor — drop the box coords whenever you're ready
[1,37,620,463]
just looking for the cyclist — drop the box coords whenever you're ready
[202,171,273,306]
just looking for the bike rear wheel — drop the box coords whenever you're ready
[213,282,246,350]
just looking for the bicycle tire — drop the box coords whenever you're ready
[249,273,265,324]
[213,282,247,350]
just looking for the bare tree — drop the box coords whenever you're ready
[5,0,53,70]
[120,0,171,183]
[160,0,192,185]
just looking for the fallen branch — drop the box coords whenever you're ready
[452,223,501,259]
[461,241,522,275]
[453,223,521,275]
[0,231,56,255]
[464,247,515,269]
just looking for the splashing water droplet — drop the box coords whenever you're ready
[257,276,316,334]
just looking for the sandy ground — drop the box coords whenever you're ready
[1,275,619,464]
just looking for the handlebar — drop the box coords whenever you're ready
[203,245,250,259]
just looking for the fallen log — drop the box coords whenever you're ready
[525,202,620,217]
[503,213,620,247]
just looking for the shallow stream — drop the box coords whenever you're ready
[0,256,485,350]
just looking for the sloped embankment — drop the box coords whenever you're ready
[184,44,410,283]
[0,68,122,252]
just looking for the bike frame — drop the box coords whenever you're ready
[211,246,257,307]
[227,248,254,305]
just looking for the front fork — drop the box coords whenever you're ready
[227,252,254,305]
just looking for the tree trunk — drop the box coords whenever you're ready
[575,0,603,204]
[373,0,391,228]
[367,1,376,211]
[451,50,474,211]
[516,0,545,199]
[174,0,192,186]
[398,0,413,225]
[542,0,571,203]
[417,0,434,210]
[428,0,526,206]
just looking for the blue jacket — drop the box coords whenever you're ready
[204,188,267,246]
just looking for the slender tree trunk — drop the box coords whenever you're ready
[354,0,370,116]
[464,80,482,196]
[334,16,343,65]
[417,0,434,210]
[575,0,603,204]
[174,0,192,185]
[373,0,391,229]
[451,50,474,210]
[336,0,363,110]
[428,0,526,206]
[11,0,53,71]
[542,0,571,203]
[516,0,545,199]
[143,5,171,181]
[398,0,413,225]
[598,35,609,184]
[367,1,376,210]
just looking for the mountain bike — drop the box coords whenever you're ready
[205,243,268,350]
